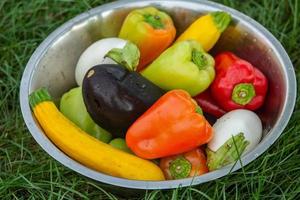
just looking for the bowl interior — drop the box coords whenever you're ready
[22,0,294,189]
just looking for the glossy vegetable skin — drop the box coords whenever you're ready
[194,90,226,118]
[208,109,262,153]
[119,6,176,70]
[109,138,133,154]
[60,87,112,143]
[141,40,215,96]
[126,89,213,159]
[207,109,262,171]
[29,88,165,181]
[160,148,208,180]
[75,38,127,85]
[211,52,268,111]
[82,64,165,137]
[176,11,231,51]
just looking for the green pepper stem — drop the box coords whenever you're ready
[105,42,140,71]
[232,83,256,105]
[144,14,164,29]
[206,132,249,171]
[169,156,192,179]
[211,11,231,32]
[192,49,208,70]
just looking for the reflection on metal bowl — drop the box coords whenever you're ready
[20,0,296,190]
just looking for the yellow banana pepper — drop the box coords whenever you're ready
[176,11,231,51]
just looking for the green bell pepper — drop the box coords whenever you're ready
[109,138,133,154]
[60,87,112,143]
[141,40,215,96]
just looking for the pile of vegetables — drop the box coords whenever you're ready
[29,7,268,181]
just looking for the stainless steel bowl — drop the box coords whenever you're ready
[20,0,296,189]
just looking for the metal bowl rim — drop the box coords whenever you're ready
[20,0,297,189]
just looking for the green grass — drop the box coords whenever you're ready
[0,0,299,199]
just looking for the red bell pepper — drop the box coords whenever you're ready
[214,51,239,73]
[194,90,226,118]
[126,89,213,159]
[160,148,208,180]
[211,52,268,111]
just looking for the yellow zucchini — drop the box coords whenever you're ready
[176,11,231,51]
[29,88,165,181]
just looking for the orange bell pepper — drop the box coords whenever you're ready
[118,7,176,71]
[126,89,213,159]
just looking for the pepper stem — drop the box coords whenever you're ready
[206,132,249,171]
[211,11,231,32]
[192,49,208,70]
[144,14,164,29]
[105,42,140,71]
[169,156,192,179]
[232,83,256,105]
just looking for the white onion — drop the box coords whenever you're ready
[75,38,127,85]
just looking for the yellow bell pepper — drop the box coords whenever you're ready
[176,11,231,51]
